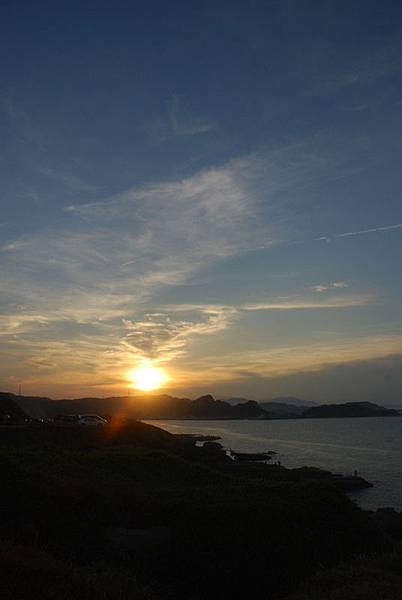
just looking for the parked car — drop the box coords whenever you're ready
[77,414,107,426]
[55,414,107,427]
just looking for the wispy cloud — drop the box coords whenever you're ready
[0,157,269,383]
[140,295,370,362]
[309,38,402,96]
[0,134,396,392]
[243,296,368,310]
[168,95,214,137]
[63,157,273,296]
[32,164,97,194]
[174,295,370,313]
[311,282,349,293]
[3,96,47,152]
[122,306,237,363]
[143,95,214,144]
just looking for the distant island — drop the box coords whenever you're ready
[1,391,400,422]
[303,401,400,418]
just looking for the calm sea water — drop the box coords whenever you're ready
[145,417,402,510]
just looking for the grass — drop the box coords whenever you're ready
[284,551,402,600]
[0,541,156,600]
[0,422,393,599]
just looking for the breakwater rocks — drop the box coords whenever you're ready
[173,433,221,444]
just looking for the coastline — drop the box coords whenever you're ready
[144,417,402,511]
[1,417,402,600]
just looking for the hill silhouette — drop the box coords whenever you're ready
[304,401,399,418]
[4,392,399,421]
[9,391,272,420]
[0,393,28,422]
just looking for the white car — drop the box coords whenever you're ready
[76,414,107,426]
[55,414,107,426]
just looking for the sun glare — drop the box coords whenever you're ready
[128,365,168,392]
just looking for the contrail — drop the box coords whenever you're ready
[248,223,402,253]
[336,223,402,238]
[315,223,402,242]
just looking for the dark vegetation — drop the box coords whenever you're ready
[284,552,402,600]
[0,393,27,422]
[1,417,401,599]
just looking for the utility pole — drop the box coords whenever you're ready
[18,383,22,396]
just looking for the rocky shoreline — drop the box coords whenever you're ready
[174,433,373,492]
[2,416,402,600]
[172,430,402,544]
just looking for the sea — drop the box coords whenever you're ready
[145,416,402,511]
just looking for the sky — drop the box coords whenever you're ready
[1,0,402,403]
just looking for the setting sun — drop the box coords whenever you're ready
[128,365,168,392]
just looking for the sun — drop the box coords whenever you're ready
[128,365,168,392]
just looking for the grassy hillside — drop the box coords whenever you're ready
[0,393,27,422]
[0,421,391,599]
[0,541,155,600]
[285,552,402,600]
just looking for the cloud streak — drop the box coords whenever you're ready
[311,282,349,293]
[243,296,368,310]
[315,223,402,243]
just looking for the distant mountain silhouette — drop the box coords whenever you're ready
[218,396,251,405]
[269,396,318,407]
[223,396,315,418]
[11,392,270,420]
[303,401,399,418]
[5,392,400,421]
[222,395,316,407]
[231,400,268,418]
[259,401,307,417]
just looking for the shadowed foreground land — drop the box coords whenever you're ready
[1,421,402,599]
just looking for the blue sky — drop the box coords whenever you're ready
[1,0,402,402]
